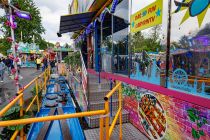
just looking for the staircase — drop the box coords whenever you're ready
[87,74,129,128]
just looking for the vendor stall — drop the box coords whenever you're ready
[7,42,42,68]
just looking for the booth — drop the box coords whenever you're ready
[7,42,42,68]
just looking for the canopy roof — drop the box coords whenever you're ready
[53,47,73,52]
[59,12,96,34]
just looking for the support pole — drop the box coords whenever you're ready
[104,101,110,140]
[119,83,122,140]
[111,14,114,74]
[99,117,104,140]
[9,0,19,93]
[165,0,172,88]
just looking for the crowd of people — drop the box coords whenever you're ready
[0,55,57,83]
[35,56,56,72]
[0,56,19,83]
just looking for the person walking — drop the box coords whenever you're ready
[0,59,6,82]
[5,56,12,75]
[156,58,161,68]
[35,57,41,70]
[43,57,48,71]
[50,59,56,73]
[17,56,22,73]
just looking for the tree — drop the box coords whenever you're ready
[171,41,181,49]
[0,0,45,43]
[179,35,189,48]
[64,43,70,48]
[128,25,162,53]
[0,0,52,53]
[0,38,11,55]
[150,25,161,43]
[37,39,54,50]
[196,23,210,36]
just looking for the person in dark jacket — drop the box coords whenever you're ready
[50,59,56,73]
[42,57,48,71]
[5,56,13,75]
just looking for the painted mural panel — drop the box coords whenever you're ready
[129,0,210,99]
[168,0,210,99]
[122,83,210,140]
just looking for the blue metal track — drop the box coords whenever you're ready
[27,76,85,140]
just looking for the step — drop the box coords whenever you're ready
[88,82,115,90]
[87,109,129,128]
[88,81,110,86]
[89,99,121,111]
[89,91,119,102]
[84,123,149,140]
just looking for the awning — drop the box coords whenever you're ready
[59,12,96,34]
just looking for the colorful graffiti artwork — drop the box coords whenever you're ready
[187,108,208,139]
[138,94,167,139]
[122,83,210,140]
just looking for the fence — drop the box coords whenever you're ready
[0,79,123,140]
[0,67,51,140]
[79,50,89,109]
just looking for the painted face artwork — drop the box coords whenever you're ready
[174,0,210,17]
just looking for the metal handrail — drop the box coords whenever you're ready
[79,50,88,106]
[80,50,87,76]
[0,67,51,140]
[0,71,123,140]
[0,93,23,117]
[103,81,122,140]
[0,110,106,126]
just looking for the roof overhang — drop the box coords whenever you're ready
[59,12,96,34]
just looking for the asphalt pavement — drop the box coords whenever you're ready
[0,67,42,109]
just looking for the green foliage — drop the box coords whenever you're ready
[0,105,31,139]
[0,38,11,55]
[64,52,81,68]
[187,108,208,139]
[129,25,163,53]
[37,39,54,50]
[75,41,83,49]
[179,35,190,48]
[102,36,112,52]
[3,0,45,43]
[0,0,53,54]
[31,86,42,98]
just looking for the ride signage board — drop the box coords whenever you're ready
[130,0,163,33]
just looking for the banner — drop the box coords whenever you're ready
[130,0,163,33]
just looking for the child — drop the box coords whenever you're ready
[0,59,6,82]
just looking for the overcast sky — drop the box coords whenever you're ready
[0,0,72,46]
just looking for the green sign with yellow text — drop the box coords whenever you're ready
[130,0,163,33]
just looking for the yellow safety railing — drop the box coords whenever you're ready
[0,67,51,140]
[103,82,122,140]
[0,77,122,140]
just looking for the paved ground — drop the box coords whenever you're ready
[0,68,42,109]
[84,123,149,140]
